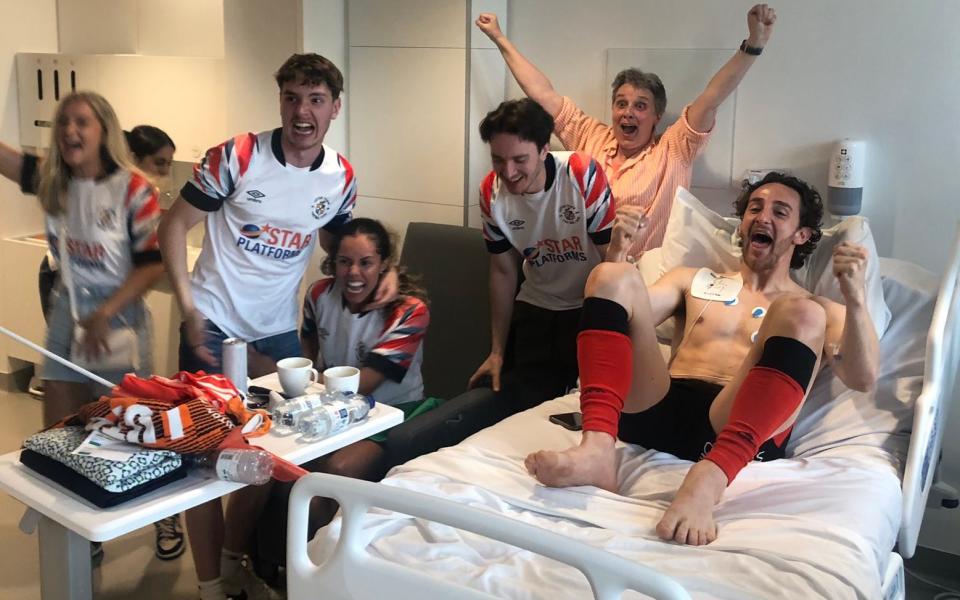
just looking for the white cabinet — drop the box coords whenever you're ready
[16,53,227,163]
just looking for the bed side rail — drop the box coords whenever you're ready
[900,225,960,558]
[288,473,692,600]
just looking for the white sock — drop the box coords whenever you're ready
[220,549,245,593]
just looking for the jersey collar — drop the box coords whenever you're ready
[271,128,326,171]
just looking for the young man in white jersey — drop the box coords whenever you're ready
[159,53,394,600]
[468,98,641,413]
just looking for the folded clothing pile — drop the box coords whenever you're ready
[20,426,188,508]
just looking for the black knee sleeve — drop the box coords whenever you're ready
[579,297,629,336]
[755,336,817,389]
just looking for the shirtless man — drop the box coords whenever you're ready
[525,171,879,545]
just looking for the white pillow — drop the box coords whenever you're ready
[656,187,891,338]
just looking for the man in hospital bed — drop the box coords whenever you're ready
[525,171,880,547]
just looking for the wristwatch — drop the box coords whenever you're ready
[740,39,763,56]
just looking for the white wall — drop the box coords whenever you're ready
[508,0,960,554]
[0,0,59,371]
[57,0,224,57]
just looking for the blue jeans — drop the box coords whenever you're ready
[177,319,302,373]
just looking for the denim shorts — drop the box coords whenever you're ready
[42,284,153,396]
[177,319,303,373]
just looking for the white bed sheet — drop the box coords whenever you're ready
[308,262,936,600]
[310,394,901,600]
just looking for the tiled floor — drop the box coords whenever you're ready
[1,389,959,599]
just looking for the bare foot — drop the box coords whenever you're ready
[656,460,727,545]
[524,431,618,491]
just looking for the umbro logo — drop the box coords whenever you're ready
[246,190,266,202]
[508,219,525,230]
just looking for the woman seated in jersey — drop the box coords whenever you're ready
[300,217,435,525]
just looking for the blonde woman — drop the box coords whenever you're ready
[0,92,164,427]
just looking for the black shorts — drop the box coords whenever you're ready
[618,378,790,463]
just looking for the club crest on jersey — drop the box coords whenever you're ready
[558,204,581,224]
[356,342,368,362]
[236,223,313,260]
[97,208,118,230]
[312,197,330,220]
[524,236,587,267]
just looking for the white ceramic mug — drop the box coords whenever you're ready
[276,357,319,397]
[323,365,361,394]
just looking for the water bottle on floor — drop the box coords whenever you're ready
[187,448,274,485]
[297,393,375,441]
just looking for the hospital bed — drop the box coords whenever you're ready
[286,220,960,599]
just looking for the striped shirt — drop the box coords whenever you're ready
[301,278,429,406]
[479,151,614,311]
[554,97,711,255]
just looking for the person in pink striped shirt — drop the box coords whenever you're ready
[476,4,777,257]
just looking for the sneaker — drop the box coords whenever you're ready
[28,376,44,398]
[154,514,185,560]
[222,555,284,600]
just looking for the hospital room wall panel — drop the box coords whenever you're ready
[467,48,508,207]
[354,195,463,248]
[467,203,482,230]
[348,0,466,48]
[348,47,466,208]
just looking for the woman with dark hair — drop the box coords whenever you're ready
[300,217,435,522]
[125,125,176,178]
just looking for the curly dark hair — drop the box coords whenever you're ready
[275,53,344,99]
[321,218,428,310]
[611,68,667,117]
[479,98,554,151]
[734,171,824,270]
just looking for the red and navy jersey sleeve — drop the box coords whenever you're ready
[322,153,357,234]
[125,173,162,266]
[365,297,430,383]
[19,153,40,195]
[479,171,512,254]
[568,152,614,246]
[181,132,258,212]
[300,278,335,338]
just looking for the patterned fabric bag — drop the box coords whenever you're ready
[23,426,180,493]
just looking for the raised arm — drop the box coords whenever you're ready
[468,249,520,391]
[820,242,880,392]
[0,141,24,183]
[687,4,776,132]
[476,13,563,118]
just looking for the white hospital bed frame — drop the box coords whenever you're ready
[287,227,960,600]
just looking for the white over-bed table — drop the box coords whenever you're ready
[0,373,402,600]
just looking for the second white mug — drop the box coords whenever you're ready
[323,365,361,394]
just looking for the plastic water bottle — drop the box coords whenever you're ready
[297,393,375,440]
[270,392,332,429]
[187,448,274,485]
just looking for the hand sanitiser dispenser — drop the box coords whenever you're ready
[827,139,866,216]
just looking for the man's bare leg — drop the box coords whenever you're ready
[525,262,669,490]
[657,295,826,545]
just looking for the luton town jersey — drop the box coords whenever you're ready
[19,157,162,290]
[182,129,356,341]
[301,278,429,406]
[480,151,614,311]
